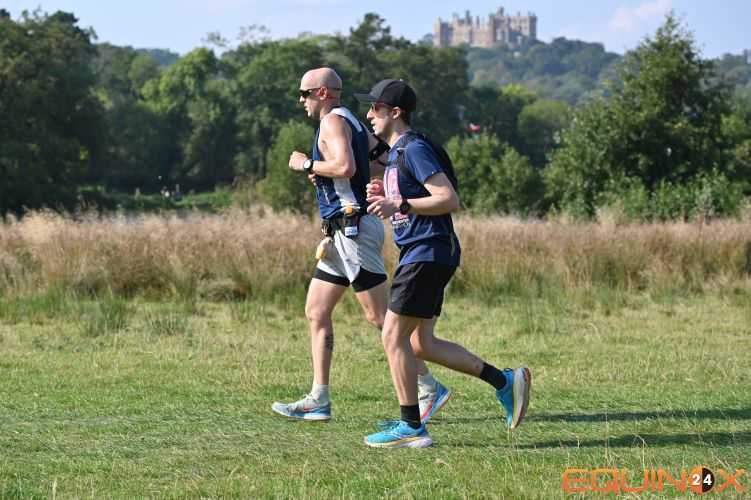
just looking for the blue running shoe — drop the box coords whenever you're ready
[364,420,433,449]
[495,367,531,429]
[271,394,331,421]
[375,419,400,431]
[419,381,452,424]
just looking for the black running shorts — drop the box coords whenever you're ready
[313,267,387,293]
[388,262,457,319]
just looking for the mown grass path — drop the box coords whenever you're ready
[1,292,749,498]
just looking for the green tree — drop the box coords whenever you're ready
[224,39,324,179]
[381,45,469,143]
[0,10,104,214]
[466,38,621,104]
[465,84,535,150]
[722,97,751,194]
[545,15,734,218]
[330,13,408,101]
[517,98,571,168]
[142,48,236,190]
[259,120,317,213]
[128,53,161,95]
[91,43,168,192]
[447,134,541,214]
[94,43,139,99]
[96,99,170,191]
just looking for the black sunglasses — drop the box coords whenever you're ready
[370,102,393,112]
[298,87,341,98]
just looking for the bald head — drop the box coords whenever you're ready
[300,67,342,94]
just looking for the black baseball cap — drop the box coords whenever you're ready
[354,79,417,111]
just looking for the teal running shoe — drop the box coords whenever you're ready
[419,381,452,423]
[271,394,331,421]
[364,420,432,449]
[495,367,531,429]
[375,419,401,431]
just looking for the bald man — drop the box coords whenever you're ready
[272,68,451,423]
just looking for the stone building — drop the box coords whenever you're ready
[434,7,537,49]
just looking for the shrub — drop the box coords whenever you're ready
[258,120,317,214]
[447,134,541,215]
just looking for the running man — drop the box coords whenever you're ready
[357,78,531,448]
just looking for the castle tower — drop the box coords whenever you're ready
[433,5,537,49]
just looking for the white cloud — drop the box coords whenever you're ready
[610,0,672,33]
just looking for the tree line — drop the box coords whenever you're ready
[1,9,750,220]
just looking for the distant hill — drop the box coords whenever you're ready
[714,52,751,101]
[466,38,622,104]
[466,38,751,105]
[135,48,180,68]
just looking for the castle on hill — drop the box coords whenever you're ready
[434,7,537,49]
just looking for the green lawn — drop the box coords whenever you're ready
[1,290,749,498]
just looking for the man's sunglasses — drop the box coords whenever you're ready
[370,102,393,112]
[299,87,341,98]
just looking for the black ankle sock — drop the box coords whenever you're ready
[480,363,508,391]
[400,405,421,429]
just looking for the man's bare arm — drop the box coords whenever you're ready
[288,114,355,178]
[308,114,356,178]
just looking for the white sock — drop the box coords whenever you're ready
[310,383,329,403]
[418,372,437,393]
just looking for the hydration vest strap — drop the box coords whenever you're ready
[369,137,390,162]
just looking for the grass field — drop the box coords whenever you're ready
[1,288,749,498]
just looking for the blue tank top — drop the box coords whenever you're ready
[311,107,370,219]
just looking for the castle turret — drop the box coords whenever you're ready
[435,5,537,49]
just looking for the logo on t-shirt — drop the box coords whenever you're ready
[385,167,410,229]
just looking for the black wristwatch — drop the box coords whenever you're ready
[399,199,411,215]
[303,159,314,174]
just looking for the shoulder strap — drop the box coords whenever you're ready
[395,131,420,184]
[396,131,458,192]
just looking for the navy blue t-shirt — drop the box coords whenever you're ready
[383,134,461,267]
[311,107,370,219]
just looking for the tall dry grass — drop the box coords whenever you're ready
[454,215,751,298]
[1,209,750,300]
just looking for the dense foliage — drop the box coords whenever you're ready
[1,9,750,219]
[546,18,744,220]
[0,10,103,214]
[466,38,622,104]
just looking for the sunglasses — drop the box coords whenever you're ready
[370,102,393,113]
[299,87,341,98]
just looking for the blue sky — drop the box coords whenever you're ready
[5,0,749,58]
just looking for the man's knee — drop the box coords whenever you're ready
[381,324,400,351]
[305,302,333,326]
[365,309,385,330]
[410,335,429,359]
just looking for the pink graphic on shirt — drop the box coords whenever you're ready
[385,167,410,227]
